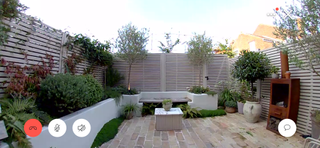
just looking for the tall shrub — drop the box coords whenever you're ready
[187,33,214,86]
[232,50,271,101]
[38,74,103,117]
[115,23,149,90]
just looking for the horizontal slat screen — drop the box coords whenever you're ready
[260,47,319,135]
[0,14,105,97]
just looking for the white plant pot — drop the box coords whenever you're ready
[243,101,262,123]
[272,73,279,79]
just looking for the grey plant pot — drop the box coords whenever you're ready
[272,73,279,79]
[163,103,172,111]
[237,102,244,114]
[312,119,320,139]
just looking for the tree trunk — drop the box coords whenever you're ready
[199,64,202,86]
[251,82,254,100]
[128,64,132,90]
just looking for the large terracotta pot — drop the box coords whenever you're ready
[237,102,244,114]
[280,51,289,78]
[243,101,262,123]
[312,119,320,139]
[225,107,237,113]
[163,103,172,111]
[126,112,134,120]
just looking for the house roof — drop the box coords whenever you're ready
[253,24,280,40]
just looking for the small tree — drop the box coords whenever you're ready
[115,23,149,90]
[232,50,271,101]
[187,33,214,86]
[273,0,320,77]
[214,39,236,58]
[158,33,180,53]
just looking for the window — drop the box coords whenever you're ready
[249,41,257,52]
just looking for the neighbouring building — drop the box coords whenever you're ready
[231,24,283,55]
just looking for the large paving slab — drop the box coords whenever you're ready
[102,113,305,148]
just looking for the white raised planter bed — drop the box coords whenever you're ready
[1,99,120,148]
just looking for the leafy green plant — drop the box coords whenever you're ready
[38,73,103,117]
[225,101,237,108]
[177,104,201,118]
[232,50,271,101]
[103,87,122,105]
[0,98,37,148]
[141,103,159,116]
[218,98,225,107]
[214,39,236,58]
[187,33,214,86]
[311,109,320,124]
[91,117,124,148]
[158,32,180,53]
[65,34,113,74]
[121,103,139,119]
[270,65,280,74]
[187,86,210,94]
[106,65,124,87]
[111,86,139,95]
[206,91,217,96]
[116,23,149,90]
[219,88,234,103]
[162,99,172,105]
[0,0,28,46]
[199,109,226,117]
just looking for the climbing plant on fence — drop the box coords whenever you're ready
[0,0,28,46]
[64,33,113,74]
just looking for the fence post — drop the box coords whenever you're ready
[203,62,207,88]
[257,80,261,99]
[160,53,166,91]
[59,32,67,73]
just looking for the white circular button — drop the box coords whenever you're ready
[278,119,297,137]
[73,119,91,137]
[48,119,67,137]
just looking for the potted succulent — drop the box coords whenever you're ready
[271,65,280,79]
[162,99,172,111]
[121,103,139,119]
[225,101,237,113]
[232,50,271,123]
[311,109,320,139]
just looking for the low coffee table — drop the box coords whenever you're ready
[155,108,183,131]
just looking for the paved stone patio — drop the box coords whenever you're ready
[101,113,304,148]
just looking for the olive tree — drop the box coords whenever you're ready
[273,0,320,76]
[187,33,214,86]
[232,50,271,101]
[115,23,149,90]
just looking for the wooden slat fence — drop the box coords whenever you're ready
[113,53,229,92]
[260,46,320,135]
[0,14,105,97]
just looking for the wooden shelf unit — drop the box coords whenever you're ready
[266,78,300,134]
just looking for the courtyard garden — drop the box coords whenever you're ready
[0,0,320,148]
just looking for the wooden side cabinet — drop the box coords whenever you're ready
[266,78,300,134]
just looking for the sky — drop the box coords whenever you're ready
[19,0,291,53]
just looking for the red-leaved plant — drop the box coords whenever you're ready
[1,54,54,99]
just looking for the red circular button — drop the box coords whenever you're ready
[24,119,42,137]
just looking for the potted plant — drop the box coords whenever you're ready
[225,101,237,113]
[271,65,280,79]
[162,99,172,111]
[311,109,320,139]
[218,99,225,109]
[121,103,139,120]
[232,50,271,123]
[285,71,291,79]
